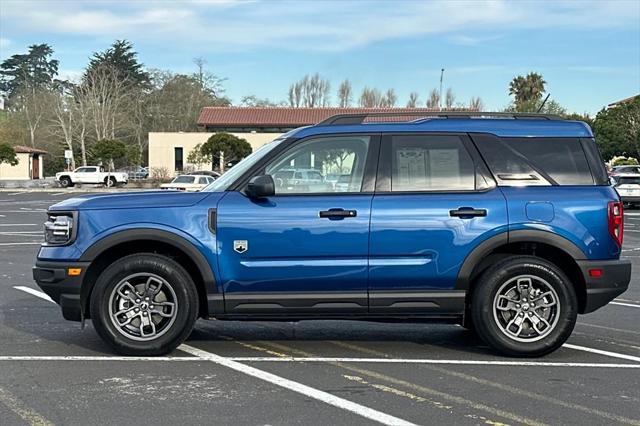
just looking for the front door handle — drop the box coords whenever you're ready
[319,208,357,219]
[449,207,487,218]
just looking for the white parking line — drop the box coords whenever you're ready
[180,344,417,426]
[610,301,640,308]
[0,242,42,246]
[563,344,640,363]
[0,231,42,235]
[13,286,53,303]
[0,356,636,368]
[0,224,39,227]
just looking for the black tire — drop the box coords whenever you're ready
[59,176,73,188]
[471,256,577,357]
[90,253,199,356]
[104,176,117,187]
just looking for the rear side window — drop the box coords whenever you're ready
[474,135,594,186]
[390,135,476,191]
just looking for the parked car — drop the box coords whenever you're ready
[55,166,128,188]
[127,166,149,180]
[613,174,640,208]
[160,174,215,191]
[34,112,630,357]
[189,170,220,178]
[609,165,640,177]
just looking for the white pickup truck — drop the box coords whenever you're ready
[56,166,128,188]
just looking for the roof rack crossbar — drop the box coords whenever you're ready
[317,111,562,126]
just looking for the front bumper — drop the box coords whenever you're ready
[33,260,90,321]
[577,259,631,313]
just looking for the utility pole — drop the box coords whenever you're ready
[439,68,445,111]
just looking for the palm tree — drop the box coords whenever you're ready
[509,72,546,107]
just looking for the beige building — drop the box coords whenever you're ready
[148,107,446,175]
[0,146,46,180]
[148,131,280,174]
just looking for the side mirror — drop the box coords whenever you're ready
[246,175,275,199]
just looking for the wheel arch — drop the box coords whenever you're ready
[456,230,588,313]
[79,228,220,319]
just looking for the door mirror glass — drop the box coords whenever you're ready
[246,175,275,199]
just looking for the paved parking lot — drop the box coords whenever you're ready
[1,191,639,425]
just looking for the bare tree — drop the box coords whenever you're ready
[406,92,419,108]
[49,88,77,169]
[288,81,303,107]
[469,96,484,111]
[73,84,91,165]
[288,74,331,107]
[337,79,352,108]
[193,57,206,86]
[359,87,382,107]
[445,88,456,109]
[83,65,129,140]
[382,89,397,107]
[14,85,52,148]
[426,88,440,109]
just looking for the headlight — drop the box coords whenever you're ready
[44,212,76,245]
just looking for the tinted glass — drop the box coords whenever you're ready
[618,177,640,185]
[173,176,195,183]
[390,135,475,191]
[475,136,594,185]
[265,136,370,194]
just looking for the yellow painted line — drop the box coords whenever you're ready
[0,387,53,426]
[330,341,640,426]
[261,341,544,426]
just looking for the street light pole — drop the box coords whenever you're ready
[439,68,445,111]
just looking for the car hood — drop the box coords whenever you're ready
[49,191,223,211]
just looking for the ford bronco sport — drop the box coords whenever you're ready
[34,112,631,357]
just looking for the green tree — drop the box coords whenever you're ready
[86,40,150,88]
[187,133,252,172]
[592,98,640,160]
[0,44,60,99]
[508,72,546,109]
[0,143,18,166]
[91,139,127,170]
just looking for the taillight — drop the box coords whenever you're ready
[608,201,624,246]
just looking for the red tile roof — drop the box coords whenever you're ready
[608,94,639,107]
[13,145,48,154]
[197,107,465,127]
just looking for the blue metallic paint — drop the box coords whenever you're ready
[215,191,372,295]
[369,188,509,291]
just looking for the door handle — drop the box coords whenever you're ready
[449,207,487,218]
[319,208,357,219]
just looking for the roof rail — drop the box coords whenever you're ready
[317,111,563,126]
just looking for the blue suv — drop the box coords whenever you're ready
[33,112,631,357]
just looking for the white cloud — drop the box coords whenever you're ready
[0,38,11,49]
[1,0,638,52]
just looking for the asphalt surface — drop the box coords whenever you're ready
[0,191,638,426]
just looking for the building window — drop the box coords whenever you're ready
[174,147,183,171]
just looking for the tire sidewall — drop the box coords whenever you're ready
[60,177,71,187]
[472,257,577,357]
[90,254,198,355]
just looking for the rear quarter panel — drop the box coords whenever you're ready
[502,186,621,259]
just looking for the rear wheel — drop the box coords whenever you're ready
[471,256,577,357]
[104,176,117,187]
[90,254,199,355]
[59,176,73,188]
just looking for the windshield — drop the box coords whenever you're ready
[618,177,640,185]
[173,176,196,183]
[204,138,285,192]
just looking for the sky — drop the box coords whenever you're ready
[1,0,639,115]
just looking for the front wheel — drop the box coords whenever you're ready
[90,254,199,355]
[104,176,117,187]
[471,256,577,357]
[59,176,73,188]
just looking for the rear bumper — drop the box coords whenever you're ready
[620,196,640,203]
[33,260,90,321]
[577,259,631,314]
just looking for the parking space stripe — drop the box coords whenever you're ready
[563,343,640,363]
[179,344,417,426]
[0,242,42,246]
[13,286,53,303]
[610,301,640,308]
[0,387,53,426]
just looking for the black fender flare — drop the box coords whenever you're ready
[454,229,586,290]
[80,228,220,315]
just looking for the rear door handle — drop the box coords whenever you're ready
[449,207,487,218]
[319,208,357,219]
